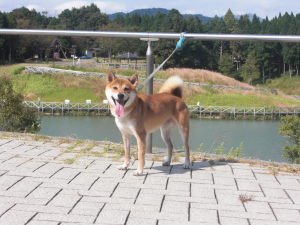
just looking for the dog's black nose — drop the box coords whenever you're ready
[118,93,124,99]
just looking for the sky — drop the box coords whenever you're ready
[0,0,297,19]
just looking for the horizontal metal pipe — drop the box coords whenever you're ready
[1,29,300,42]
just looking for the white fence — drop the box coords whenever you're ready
[23,101,300,118]
[96,63,162,71]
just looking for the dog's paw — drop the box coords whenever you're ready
[117,164,128,170]
[183,163,190,169]
[162,161,170,166]
[133,170,143,176]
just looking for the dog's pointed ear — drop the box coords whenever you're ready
[128,73,138,87]
[106,71,116,84]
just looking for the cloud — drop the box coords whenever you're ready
[52,1,126,14]
[183,10,196,15]
[53,1,90,13]
[26,4,44,11]
[93,1,126,13]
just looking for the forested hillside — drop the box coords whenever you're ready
[0,4,300,86]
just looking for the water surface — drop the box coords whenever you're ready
[39,115,287,162]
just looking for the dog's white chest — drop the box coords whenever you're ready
[115,117,136,135]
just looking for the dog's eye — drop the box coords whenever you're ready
[113,87,117,90]
[124,88,129,91]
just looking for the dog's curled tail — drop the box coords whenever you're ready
[159,76,184,98]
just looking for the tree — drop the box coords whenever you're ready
[0,76,40,133]
[218,53,236,78]
[241,51,260,85]
[278,116,300,164]
[224,8,235,29]
[114,14,124,25]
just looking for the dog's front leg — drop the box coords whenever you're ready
[118,133,131,170]
[133,130,146,176]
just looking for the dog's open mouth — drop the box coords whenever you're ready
[112,97,129,117]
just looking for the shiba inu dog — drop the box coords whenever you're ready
[105,71,190,176]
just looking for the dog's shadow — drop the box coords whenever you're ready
[143,160,230,176]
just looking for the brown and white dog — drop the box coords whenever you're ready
[105,71,190,176]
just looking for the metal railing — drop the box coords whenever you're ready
[1,29,300,43]
[288,95,300,101]
[23,101,300,118]
[23,101,110,114]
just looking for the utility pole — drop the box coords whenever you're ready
[140,38,159,153]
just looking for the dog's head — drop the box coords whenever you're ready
[105,71,138,117]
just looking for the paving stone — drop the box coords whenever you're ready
[191,184,216,198]
[13,203,71,214]
[27,220,59,225]
[165,195,217,204]
[0,140,11,146]
[49,167,81,180]
[34,213,95,223]
[161,200,189,214]
[104,203,159,212]
[214,192,244,206]
[94,208,129,224]
[250,219,300,225]
[235,179,261,191]
[70,201,105,216]
[166,180,190,192]
[47,194,82,208]
[0,202,15,216]
[191,202,245,212]
[0,175,24,189]
[189,208,219,223]
[270,202,300,210]
[244,201,273,213]
[0,209,37,225]
[213,176,237,186]
[134,193,164,206]
[273,208,300,222]
[262,187,290,199]
[219,217,249,225]
[126,217,157,225]
[285,189,300,204]
[218,210,276,220]
[111,187,140,199]
[1,136,300,225]
[158,220,217,225]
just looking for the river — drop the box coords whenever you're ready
[39,115,287,162]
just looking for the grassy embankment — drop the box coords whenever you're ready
[2,64,300,107]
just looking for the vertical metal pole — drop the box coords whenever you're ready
[146,40,154,153]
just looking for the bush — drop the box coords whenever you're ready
[0,76,40,133]
[10,66,25,75]
[278,116,300,164]
[14,58,25,63]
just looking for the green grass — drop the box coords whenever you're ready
[187,90,300,107]
[36,88,100,103]
[12,73,61,97]
[3,64,300,107]
[259,75,300,95]
[11,73,102,103]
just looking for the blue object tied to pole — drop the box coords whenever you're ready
[176,36,186,50]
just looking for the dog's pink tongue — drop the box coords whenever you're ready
[115,100,125,117]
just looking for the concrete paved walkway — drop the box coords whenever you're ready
[0,134,300,225]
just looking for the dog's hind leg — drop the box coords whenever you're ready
[161,118,175,166]
[175,110,190,169]
[118,133,131,170]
